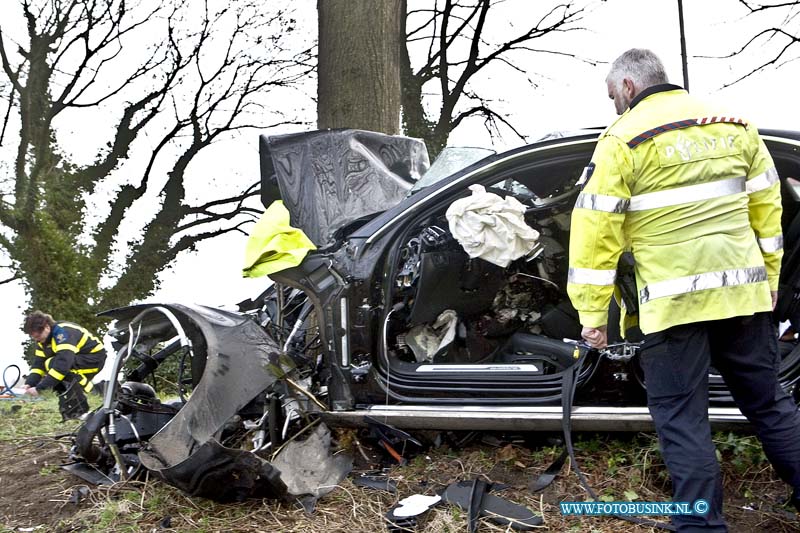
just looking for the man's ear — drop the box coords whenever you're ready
[622,77,636,99]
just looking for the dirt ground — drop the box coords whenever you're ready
[0,416,799,532]
[0,437,85,530]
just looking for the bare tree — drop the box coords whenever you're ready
[714,1,800,87]
[402,0,590,157]
[0,0,313,331]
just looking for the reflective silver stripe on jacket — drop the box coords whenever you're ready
[568,267,617,286]
[746,167,779,194]
[574,193,629,213]
[639,266,767,304]
[628,176,745,212]
[758,234,784,253]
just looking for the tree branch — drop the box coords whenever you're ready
[177,182,261,233]
[723,31,799,87]
[708,2,800,87]
[0,30,24,94]
[184,181,260,215]
[0,83,15,147]
[0,273,21,285]
[52,1,166,113]
[451,104,527,143]
[739,0,799,13]
[402,0,591,155]
[170,220,253,257]
[0,232,14,253]
[74,54,184,194]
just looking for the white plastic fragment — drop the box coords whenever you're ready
[392,494,443,517]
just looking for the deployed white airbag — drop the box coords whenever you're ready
[445,185,540,267]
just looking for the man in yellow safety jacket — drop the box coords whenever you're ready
[22,310,106,420]
[568,48,800,531]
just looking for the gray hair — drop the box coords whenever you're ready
[606,48,669,89]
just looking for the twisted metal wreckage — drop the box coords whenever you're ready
[66,130,441,504]
[63,129,800,526]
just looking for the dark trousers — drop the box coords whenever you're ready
[639,312,800,532]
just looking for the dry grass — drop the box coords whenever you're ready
[52,434,799,533]
[2,398,799,532]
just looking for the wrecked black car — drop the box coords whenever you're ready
[69,128,800,501]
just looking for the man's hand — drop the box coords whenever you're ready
[581,325,608,349]
[24,386,38,397]
[772,291,778,310]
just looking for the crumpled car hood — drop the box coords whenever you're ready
[259,129,429,247]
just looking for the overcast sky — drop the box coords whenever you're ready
[1,0,798,379]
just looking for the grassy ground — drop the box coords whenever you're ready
[0,395,798,532]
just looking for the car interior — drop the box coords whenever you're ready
[370,138,800,405]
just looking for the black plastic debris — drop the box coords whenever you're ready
[441,479,543,531]
[365,416,423,466]
[385,514,417,532]
[149,439,287,502]
[352,473,398,493]
[68,485,90,505]
[62,462,114,486]
[443,430,480,448]
[296,494,318,515]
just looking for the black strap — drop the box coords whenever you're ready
[562,352,676,531]
[561,356,596,492]
[528,448,568,493]
[467,478,489,533]
[529,350,676,531]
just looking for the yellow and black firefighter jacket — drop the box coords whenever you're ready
[25,322,107,392]
[567,84,782,335]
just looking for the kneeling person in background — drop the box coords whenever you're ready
[22,311,107,420]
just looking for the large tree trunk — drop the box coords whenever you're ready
[317,0,403,134]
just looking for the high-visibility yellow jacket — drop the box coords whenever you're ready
[25,322,106,392]
[567,85,782,335]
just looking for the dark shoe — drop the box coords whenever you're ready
[58,382,89,421]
